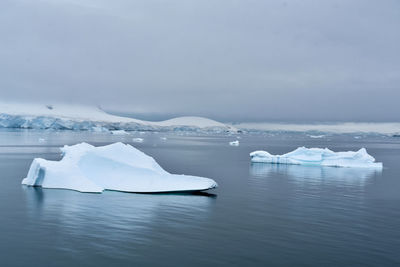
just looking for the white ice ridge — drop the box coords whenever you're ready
[0,102,236,132]
[22,142,218,193]
[250,147,383,169]
[234,122,400,135]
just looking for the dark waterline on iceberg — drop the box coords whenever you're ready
[0,130,399,266]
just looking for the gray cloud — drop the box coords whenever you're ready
[0,0,399,121]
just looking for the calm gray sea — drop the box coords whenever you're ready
[0,129,399,266]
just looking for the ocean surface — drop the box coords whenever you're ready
[0,129,399,266]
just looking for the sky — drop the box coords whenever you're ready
[0,0,399,122]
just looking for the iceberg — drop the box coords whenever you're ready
[22,142,218,193]
[308,135,325,138]
[110,130,129,135]
[250,147,382,169]
[132,138,144,143]
[229,140,240,146]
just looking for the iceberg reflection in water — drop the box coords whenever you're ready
[22,187,216,257]
[250,163,381,186]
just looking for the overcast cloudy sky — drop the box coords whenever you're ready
[0,0,399,121]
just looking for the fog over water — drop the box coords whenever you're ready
[1,0,399,121]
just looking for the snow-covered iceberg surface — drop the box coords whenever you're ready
[0,102,236,132]
[22,142,218,193]
[250,147,382,169]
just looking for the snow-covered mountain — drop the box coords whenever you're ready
[0,102,236,132]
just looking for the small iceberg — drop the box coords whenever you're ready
[111,130,129,135]
[250,147,382,169]
[229,140,240,146]
[22,142,218,193]
[308,135,325,139]
[132,138,144,143]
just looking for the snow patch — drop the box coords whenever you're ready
[308,135,325,138]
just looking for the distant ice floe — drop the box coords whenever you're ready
[235,122,400,135]
[92,126,109,133]
[22,142,218,193]
[160,137,167,141]
[132,138,144,143]
[308,135,325,139]
[250,147,382,169]
[229,140,240,146]
[111,130,129,135]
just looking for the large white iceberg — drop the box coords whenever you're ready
[250,147,382,169]
[22,142,218,193]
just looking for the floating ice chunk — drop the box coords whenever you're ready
[111,130,129,135]
[160,137,167,141]
[132,138,144,143]
[22,142,218,193]
[229,140,240,146]
[38,138,46,143]
[308,135,325,138]
[250,147,382,169]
